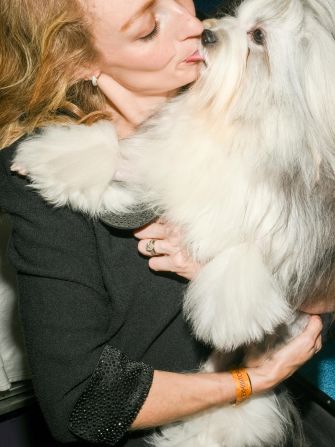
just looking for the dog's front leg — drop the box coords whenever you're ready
[184,243,291,350]
[14,121,139,215]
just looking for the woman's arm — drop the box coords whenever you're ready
[132,316,322,430]
[134,221,324,429]
[1,146,153,445]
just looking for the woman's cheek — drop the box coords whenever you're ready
[151,48,175,70]
[131,44,175,71]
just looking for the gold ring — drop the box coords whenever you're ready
[146,239,157,256]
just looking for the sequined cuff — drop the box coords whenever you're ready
[69,346,154,446]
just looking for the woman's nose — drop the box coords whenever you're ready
[177,7,204,40]
[201,29,218,46]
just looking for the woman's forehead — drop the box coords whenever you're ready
[85,0,155,30]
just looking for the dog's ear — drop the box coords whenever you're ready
[305,0,335,36]
[302,0,335,168]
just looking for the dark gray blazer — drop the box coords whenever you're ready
[0,141,210,446]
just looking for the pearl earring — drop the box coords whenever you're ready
[91,75,99,87]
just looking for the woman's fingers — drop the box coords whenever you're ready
[134,222,167,241]
[134,220,180,241]
[138,237,200,280]
[149,250,201,280]
[138,238,180,257]
[301,315,323,351]
[273,315,323,368]
[135,221,185,257]
[300,298,335,314]
[134,221,201,280]
[274,316,323,364]
[248,315,323,393]
[314,334,323,354]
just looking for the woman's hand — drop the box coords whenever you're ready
[134,220,202,280]
[246,315,323,394]
[300,298,335,314]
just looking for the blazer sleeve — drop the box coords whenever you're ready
[0,147,153,445]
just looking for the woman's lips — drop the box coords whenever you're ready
[184,50,205,63]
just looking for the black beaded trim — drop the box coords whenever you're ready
[69,346,154,446]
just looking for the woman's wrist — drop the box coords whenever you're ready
[215,368,272,407]
[245,367,276,395]
[218,368,271,406]
[214,372,237,406]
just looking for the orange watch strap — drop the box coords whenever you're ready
[230,368,252,404]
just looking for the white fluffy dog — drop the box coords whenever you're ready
[14,0,335,445]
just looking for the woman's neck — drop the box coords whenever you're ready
[109,91,176,139]
[97,73,177,138]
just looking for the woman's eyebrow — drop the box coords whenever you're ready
[120,0,156,32]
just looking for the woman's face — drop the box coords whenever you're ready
[86,0,204,95]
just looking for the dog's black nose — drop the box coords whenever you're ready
[201,29,218,46]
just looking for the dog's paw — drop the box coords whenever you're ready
[184,245,291,350]
[14,121,134,215]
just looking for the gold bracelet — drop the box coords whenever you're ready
[230,368,252,405]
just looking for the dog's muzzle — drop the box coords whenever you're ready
[201,29,218,46]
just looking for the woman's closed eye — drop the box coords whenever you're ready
[140,21,160,41]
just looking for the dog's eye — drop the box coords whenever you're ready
[252,28,265,45]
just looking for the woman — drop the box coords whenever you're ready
[0,1,326,446]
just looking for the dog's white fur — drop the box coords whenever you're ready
[16,122,138,214]
[14,0,335,445]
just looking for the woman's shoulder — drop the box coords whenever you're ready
[0,139,24,208]
[8,121,120,216]
[0,120,117,207]
[0,138,18,177]
[0,137,66,216]
[0,134,97,229]
[0,137,108,286]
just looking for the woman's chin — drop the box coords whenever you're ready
[175,63,203,87]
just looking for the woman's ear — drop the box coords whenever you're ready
[74,65,101,83]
